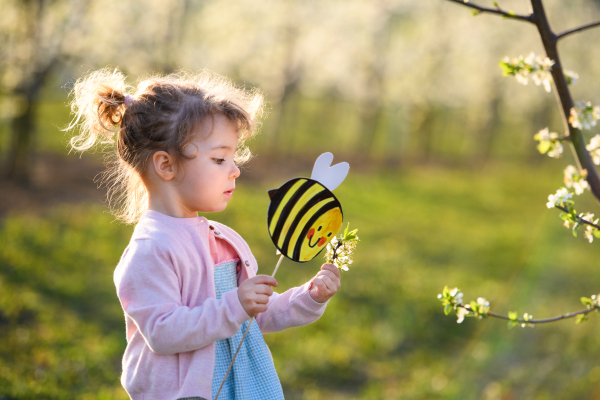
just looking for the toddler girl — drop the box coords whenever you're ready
[64,68,341,400]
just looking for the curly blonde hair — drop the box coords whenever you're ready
[64,68,264,223]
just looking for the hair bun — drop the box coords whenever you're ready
[64,68,132,151]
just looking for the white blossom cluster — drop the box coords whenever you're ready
[500,53,555,93]
[456,297,489,324]
[569,101,600,130]
[586,134,600,165]
[563,165,589,195]
[456,307,468,324]
[564,70,579,85]
[546,187,572,209]
[324,230,359,272]
[581,213,600,243]
[534,127,563,158]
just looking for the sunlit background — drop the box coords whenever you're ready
[2,0,600,399]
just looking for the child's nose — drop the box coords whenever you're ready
[231,163,240,179]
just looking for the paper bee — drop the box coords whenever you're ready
[267,153,350,262]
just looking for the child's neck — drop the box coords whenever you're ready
[147,188,197,219]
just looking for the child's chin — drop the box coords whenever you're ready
[201,203,228,213]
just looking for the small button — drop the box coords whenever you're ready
[245,260,250,266]
[214,230,221,235]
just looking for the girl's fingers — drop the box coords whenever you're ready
[252,275,278,287]
[317,274,336,292]
[321,264,341,280]
[316,270,340,289]
[312,277,327,293]
[255,284,274,296]
[254,294,270,304]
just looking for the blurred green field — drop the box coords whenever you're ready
[1,159,599,400]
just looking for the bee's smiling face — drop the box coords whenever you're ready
[299,208,343,261]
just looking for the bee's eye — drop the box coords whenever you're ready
[317,226,322,231]
[327,232,332,237]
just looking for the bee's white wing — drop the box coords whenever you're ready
[311,152,349,191]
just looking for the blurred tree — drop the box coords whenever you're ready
[0,0,90,184]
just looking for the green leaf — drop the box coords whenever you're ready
[444,303,451,315]
[508,311,518,320]
[470,301,478,311]
[508,320,518,329]
[594,229,600,238]
[573,226,578,237]
[498,61,515,76]
[537,141,551,154]
[471,9,481,16]
[576,314,588,324]
[443,286,449,297]
[581,297,593,307]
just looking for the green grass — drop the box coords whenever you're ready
[1,160,600,399]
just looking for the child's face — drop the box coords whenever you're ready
[177,113,241,213]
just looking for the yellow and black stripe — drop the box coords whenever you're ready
[267,178,343,262]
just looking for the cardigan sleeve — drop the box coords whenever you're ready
[255,278,329,334]
[114,238,250,355]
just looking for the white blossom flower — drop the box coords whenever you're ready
[536,127,551,142]
[564,70,579,85]
[563,165,588,195]
[456,307,468,324]
[534,128,562,158]
[586,134,600,165]
[580,213,599,243]
[477,297,490,308]
[569,101,600,130]
[324,225,359,272]
[501,53,555,93]
[547,142,563,158]
[573,180,589,195]
[547,187,572,208]
[584,227,594,243]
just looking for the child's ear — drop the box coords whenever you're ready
[152,151,177,181]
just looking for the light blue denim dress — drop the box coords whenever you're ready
[210,259,284,400]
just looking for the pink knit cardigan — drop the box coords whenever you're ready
[113,210,327,400]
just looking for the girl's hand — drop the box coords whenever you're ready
[238,275,278,317]
[309,264,341,303]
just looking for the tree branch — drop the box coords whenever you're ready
[528,0,600,204]
[457,303,599,324]
[554,205,600,230]
[445,0,534,23]
[557,20,600,40]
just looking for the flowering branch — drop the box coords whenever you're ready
[447,0,600,204]
[554,205,600,231]
[557,20,600,41]
[446,0,534,22]
[324,224,359,272]
[438,287,600,327]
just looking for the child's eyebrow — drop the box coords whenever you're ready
[211,145,234,151]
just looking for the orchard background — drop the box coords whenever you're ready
[1,0,600,399]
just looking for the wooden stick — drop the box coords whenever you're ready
[214,254,285,400]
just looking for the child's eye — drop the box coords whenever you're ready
[213,158,225,165]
